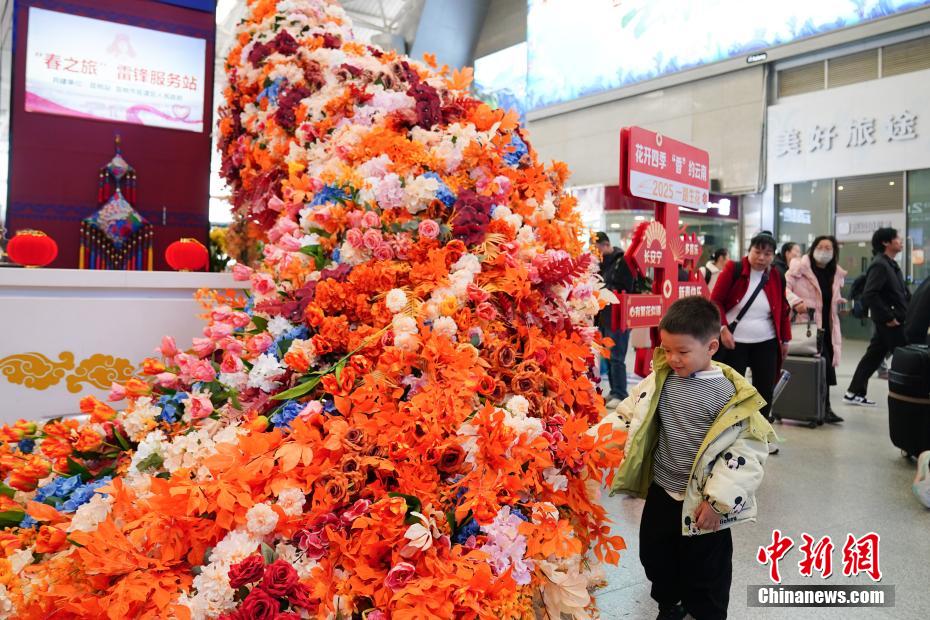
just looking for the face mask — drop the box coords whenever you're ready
[813,250,833,264]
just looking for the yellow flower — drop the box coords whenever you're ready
[439,295,459,316]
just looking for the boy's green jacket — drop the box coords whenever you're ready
[605,348,778,536]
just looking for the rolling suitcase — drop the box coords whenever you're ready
[888,345,930,457]
[772,356,827,428]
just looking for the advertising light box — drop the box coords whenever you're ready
[25,7,207,132]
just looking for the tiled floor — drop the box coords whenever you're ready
[595,340,929,620]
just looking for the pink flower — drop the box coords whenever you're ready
[247,333,274,355]
[204,323,234,340]
[376,173,404,210]
[361,210,381,229]
[107,383,127,402]
[155,372,179,389]
[293,529,329,560]
[385,562,416,591]
[192,337,215,357]
[340,499,371,524]
[252,273,276,295]
[298,400,323,419]
[187,393,214,419]
[232,263,253,281]
[268,216,299,242]
[221,351,244,373]
[218,336,245,356]
[467,283,490,303]
[346,228,364,248]
[492,175,512,196]
[159,336,178,358]
[362,228,382,250]
[418,219,440,239]
[372,244,394,261]
[189,360,217,383]
[267,195,286,212]
[476,302,497,321]
[367,612,387,620]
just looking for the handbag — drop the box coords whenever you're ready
[788,308,823,356]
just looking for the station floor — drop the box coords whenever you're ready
[595,340,929,620]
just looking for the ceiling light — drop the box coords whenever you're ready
[634,216,646,221]
[889,181,895,186]
[838,185,844,191]
[610,222,621,229]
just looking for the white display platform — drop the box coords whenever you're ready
[0,268,249,423]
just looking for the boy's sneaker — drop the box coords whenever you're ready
[656,603,687,620]
[605,397,623,409]
[768,443,780,455]
[843,392,876,406]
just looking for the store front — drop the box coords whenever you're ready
[767,65,930,338]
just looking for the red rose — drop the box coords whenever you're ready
[228,554,265,590]
[239,588,279,620]
[287,582,317,612]
[261,559,299,597]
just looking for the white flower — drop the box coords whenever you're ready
[219,371,248,392]
[0,585,15,618]
[506,395,530,417]
[129,429,168,474]
[246,502,279,536]
[68,493,115,533]
[9,548,34,574]
[452,253,481,275]
[539,558,593,620]
[385,288,408,313]
[400,512,440,558]
[543,467,569,492]
[392,314,418,335]
[248,354,286,392]
[122,397,159,442]
[394,331,420,352]
[431,316,458,340]
[267,315,294,339]
[404,174,440,214]
[276,487,307,516]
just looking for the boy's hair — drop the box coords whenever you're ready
[659,296,721,343]
[871,227,898,255]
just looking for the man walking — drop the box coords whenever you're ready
[844,228,911,405]
[597,232,635,408]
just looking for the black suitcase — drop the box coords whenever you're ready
[888,345,930,457]
[772,356,827,428]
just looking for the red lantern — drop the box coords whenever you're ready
[165,238,208,271]
[7,230,58,268]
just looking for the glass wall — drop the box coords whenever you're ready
[775,180,833,252]
[908,169,930,286]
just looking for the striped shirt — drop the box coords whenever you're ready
[653,367,736,496]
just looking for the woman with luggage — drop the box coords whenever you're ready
[785,236,847,424]
[712,232,792,453]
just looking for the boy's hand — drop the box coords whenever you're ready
[694,500,720,532]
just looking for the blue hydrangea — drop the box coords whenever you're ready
[258,78,284,106]
[35,475,83,503]
[17,438,35,454]
[244,296,255,317]
[503,134,528,167]
[270,400,305,428]
[323,399,338,414]
[60,477,112,513]
[157,392,188,423]
[423,172,456,207]
[19,514,38,529]
[511,505,530,522]
[270,325,310,360]
[311,185,349,206]
[452,517,481,544]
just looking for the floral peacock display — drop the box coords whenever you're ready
[0,1,627,618]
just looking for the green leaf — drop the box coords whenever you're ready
[136,452,164,473]
[251,316,269,332]
[260,542,277,564]
[333,359,346,382]
[277,337,295,360]
[304,226,331,238]
[0,482,16,499]
[113,429,132,451]
[272,375,322,401]
[0,510,26,528]
[66,457,92,482]
[66,536,84,548]
[299,245,326,270]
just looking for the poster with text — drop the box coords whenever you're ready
[25,7,207,132]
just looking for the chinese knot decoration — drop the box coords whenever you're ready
[79,135,153,270]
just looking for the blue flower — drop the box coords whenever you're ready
[311,185,349,207]
[35,475,83,503]
[17,439,35,454]
[503,134,528,167]
[323,399,338,414]
[19,514,38,529]
[244,296,255,317]
[157,392,187,423]
[423,172,456,207]
[60,477,112,513]
[452,517,481,544]
[271,325,311,360]
[331,247,341,264]
[258,78,284,106]
[510,505,530,522]
[270,400,305,428]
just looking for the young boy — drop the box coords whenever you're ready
[607,296,776,620]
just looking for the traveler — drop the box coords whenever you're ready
[773,242,801,277]
[905,276,930,345]
[596,232,635,408]
[785,236,846,424]
[712,231,792,449]
[844,228,911,405]
[700,248,729,292]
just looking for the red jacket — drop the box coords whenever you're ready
[711,257,792,361]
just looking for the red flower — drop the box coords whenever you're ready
[261,559,299,597]
[286,582,316,611]
[452,190,493,246]
[239,587,279,620]
[385,562,416,591]
[228,554,265,589]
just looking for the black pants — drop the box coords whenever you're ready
[847,322,907,397]
[715,338,779,418]
[640,483,732,619]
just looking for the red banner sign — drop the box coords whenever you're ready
[620,126,710,210]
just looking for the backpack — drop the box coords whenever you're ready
[849,272,870,319]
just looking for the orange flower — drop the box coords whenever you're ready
[79,396,117,423]
[141,358,166,375]
[34,525,67,554]
[73,427,104,453]
[123,378,152,398]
